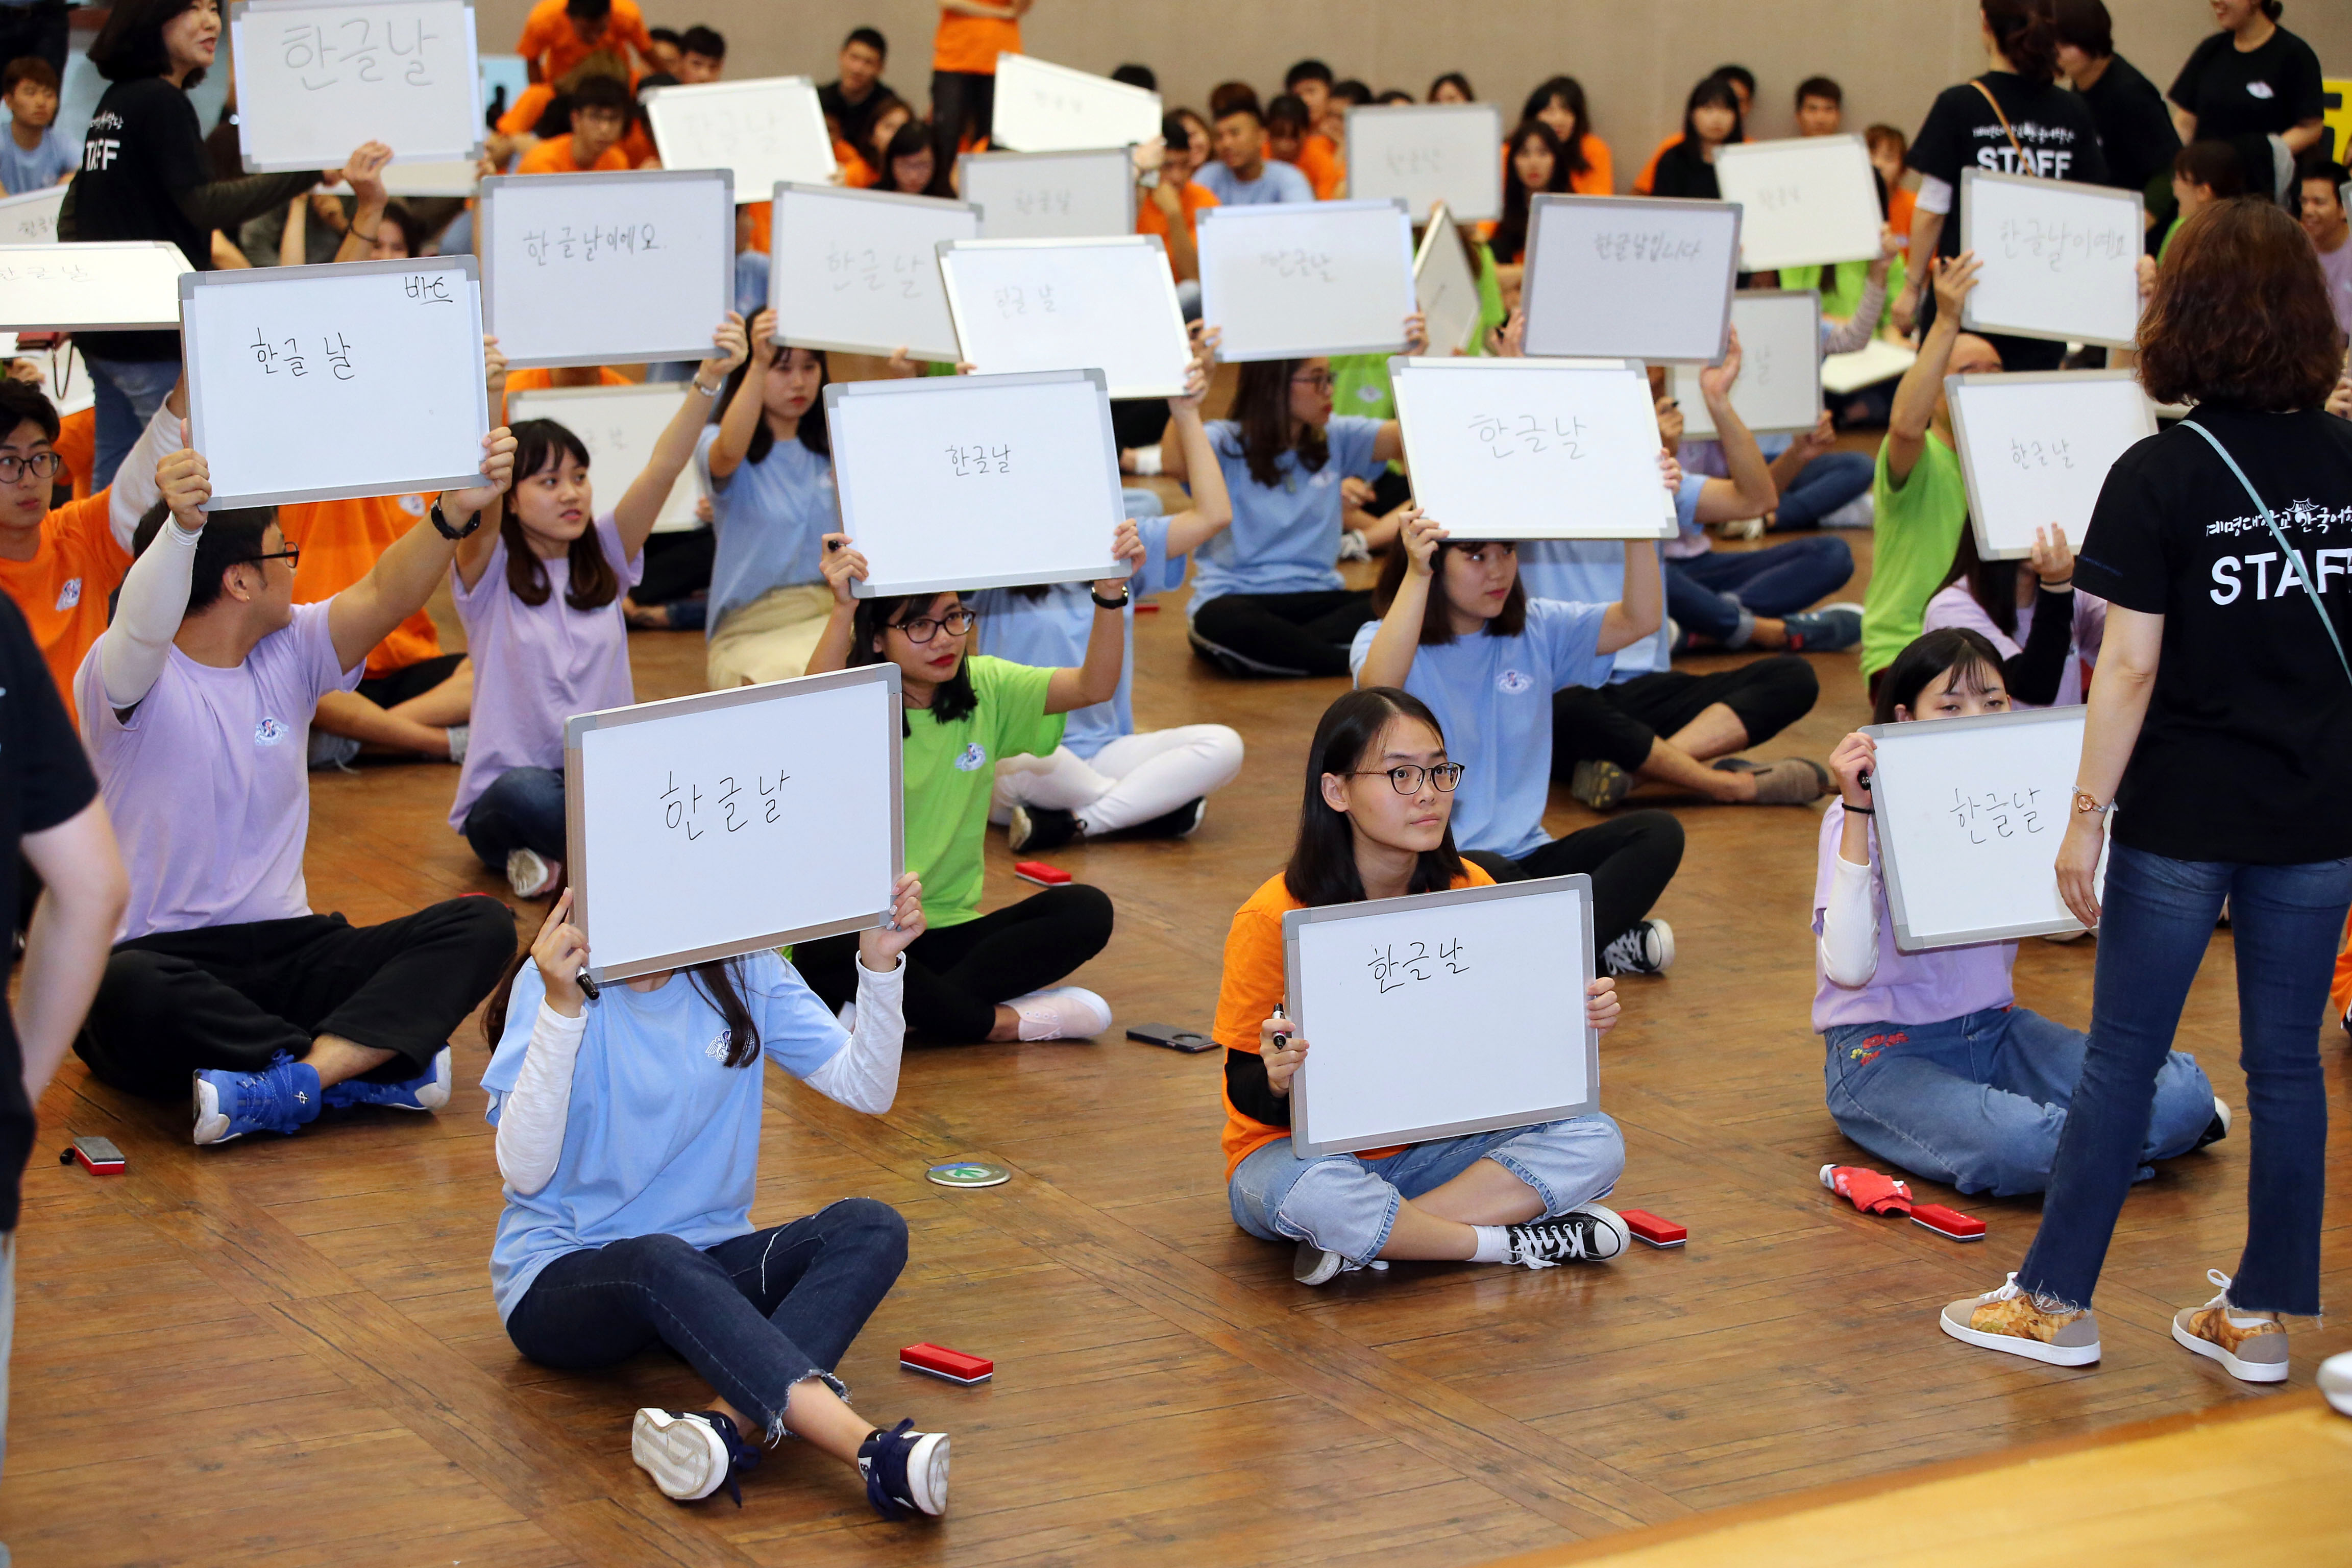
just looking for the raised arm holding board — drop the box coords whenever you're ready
[1672,289,1823,438]
[480,168,734,368]
[767,182,978,361]
[1958,168,2142,348]
[1195,199,1416,362]
[1946,370,2155,560]
[228,0,485,170]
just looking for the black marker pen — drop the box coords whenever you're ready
[577,969,600,1002]
[1270,1003,1290,1050]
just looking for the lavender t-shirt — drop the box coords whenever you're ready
[75,601,361,942]
[1810,799,2014,1032]
[1920,582,2106,708]
[449,514,643,831]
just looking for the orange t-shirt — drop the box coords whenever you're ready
[1886,183,1918,255]
[1135,180,1218,272]
[2332,911,2352,1030]
[498,81,557,139]
[1290,135,1343,201]
[276,495,442,678]
[744,200,772,254]
[516,0,652,84]
[1214,862,1498,1179]
[621,119,659,168]
[518,135,632,175]
[836,140,878,188]
[52,407,95,502]
[933,6,1017,74]
[0,491,132,723]
[503,364,634,414]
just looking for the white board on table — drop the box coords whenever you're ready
[1414,203,1483,356]
[480,168,733,368]
[1822,335,1915,394]
[506,382,705,534]
[646,77,836,203]
[940,236,1190,398]
[228,0,484,170]
[182,255,489,508]
[0,242,193,332]
[1673,289,1823,438]
[825,370,1124,597]
[1286,875,1599,1157]
[1959,169,2142,348]
[769,182,977,362]
[958,147,1136,239]
[1196,199,1414,362]
[1946,370,2154,561]
[566,666,904,985]
[0,186,64,245]
[989,54,1162,153]
[1344,103,1506,224]
[1391,357,1677,540]
[1714,134,1883,272]
[1521,194,1741,362]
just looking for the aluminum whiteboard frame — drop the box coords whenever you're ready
[1958,167,2145,349]
[1945,368,2155,562]
[1714,133,1883,271]
[955,146,1138,237]
[1861,705,2090,949]
[1413,202,1483,356]
[768,181,979,360]
[1673,287,1824,437]
[230,0,486,173]
[1283,874,1600,1157]
[1520,193,1742,363]
[564,664,906,984]
[181,253,490,508]
[0,241,192,331]
[1195,198,1416,362]
[643,76,837,199]
[503,381,709,534]
[937,234,1190,399]
[1342,102,1507,224]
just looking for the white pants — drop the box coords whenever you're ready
[991,725,1244,835]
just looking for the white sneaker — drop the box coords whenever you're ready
[1819,492,1876,529]
[1600,919,1675,976]
[1293,1237,1345,1286]
[1009,986,1111,1041]
[630,1408,757,1504]
[2320,1351,2352,1415]
[506,848,561,900]
[445,724,469,764]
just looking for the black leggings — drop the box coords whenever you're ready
[794,884,1114,1042]
[1550,659,1819,780]
[1190,590,1375,678]
[1464,811,1684,949]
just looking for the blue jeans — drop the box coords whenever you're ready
[1771,451,1874,529]
[2019,845,2352,1314]
[504,1200,906,1444]
[461,765,565,870]
[1667,534,1854,645]
[1825,1006,2213,1197]
[83,354,181,492]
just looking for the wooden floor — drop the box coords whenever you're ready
[9,499,2351,1566]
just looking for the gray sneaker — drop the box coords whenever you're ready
[2172,1269,2289,1383]
[1779,605,1862,652]
[307,729,360,771]
[1939,1273,2101,1367]
[1570,757,1635,810]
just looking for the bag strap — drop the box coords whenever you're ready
[1968,80,2029,170]
[2180,417,2352,690]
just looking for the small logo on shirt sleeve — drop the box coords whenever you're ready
[54,578,82,612]
[954,742,988,772]
[399,495,428,517]
[254,717,291,746]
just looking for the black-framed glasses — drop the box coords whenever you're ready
[891,607,976,643]
[1290,371,1336,390]
[240,548,302,571]
[1352,763,1465,794]
[0,452,63,484]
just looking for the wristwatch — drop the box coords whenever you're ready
[429,498,482,542]
[2071,789,2108,816]
[1091,585,1131,611]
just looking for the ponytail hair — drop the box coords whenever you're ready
[1982,0,2060,86]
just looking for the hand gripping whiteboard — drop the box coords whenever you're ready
[1197,199,1415,362]
[229,0,485,170]
[1946,370,2154,561]
[1343,103,1506,225]
[0,242,192,331]
[646,77,837,203]
[1959,168,2143,349]
[1522,194,1741,362]
[480,168,733,368]
[566,665,904,985]
[826,370,1124,596]
[1414,203,1483,357]
[1714,135,1883,272]
[1863,706,2092,949]
[1391,357,1677,540]
[939,236,1190,398]
[183,255,489,508]
[1672,289,1824,439]
[958,148,1136,239]
[0,186,64,246]
[989,54,1162,153]
[1285,875,1599,1157]
[505,382,705,534]
[770,183,977,362]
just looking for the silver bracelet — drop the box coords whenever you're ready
[692,375,724,398]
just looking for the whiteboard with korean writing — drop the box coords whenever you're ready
[959,148,1136,239]
[989,54,1162,153]
[1673,289,1823,438]
[1391,357,1677,540]
[506,382,704,533]
[1714,135,1883,271]
[769,183,976,361]
[567,666,903,985]
[480,169,732,368]
[1946,371,2154,561]
[1197,199,1414,362]
[182,256,489,508]
[940,237,1190,398]
[825,370,1124,596]
[1285,875,1598,1157]
[229,0,483,171]
[0,242,193,332]
[1960,169,2142,348]
[646,77,836,201]
[1865,706,2090,950]
[0,186,63,245]
[1521,194,1741,362]
[1415,203,1483,356]
[1344,103,1505,224]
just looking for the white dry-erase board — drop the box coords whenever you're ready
[1285,874,1599,1157]
[1197,199,1415,362]
[0,186,64,245]
[1522,194,1742,362]
[1822,335,1915,395]
[1414,203,1483,357]
[1391,357,1677,540]
[1714,135,1884,272]
[1946,370,2155,561]
[769,183,977,362]
[1673,289,1824,438]
[1864,706,2093,949]
[959,148,1136,240]
[646,77,837,202]
[321,159,482,198]
[566,665,904,985]
[506,382,705,534]
[0,241,193,332]
[989,54,1162,153]
[182,255,489,508]
[480,169,733,368]
[1959,169,2143,349]
[1344,103,1506,224]
[228,0,484,171]
[826,370,1124,596]
[939,236,1190,398]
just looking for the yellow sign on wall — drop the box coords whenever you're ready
[2325,77,2351,164]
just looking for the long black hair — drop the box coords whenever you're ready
[1492,118,1567,264]
[1373,535,1525,643]
[849,591,978,726]
[1942,527,2022,637]
[884,117,955,198]
[720,347,831,464]
[1872,627,2007,725]
[1981,0,2061,86]
[1680,74,1745,150]
[504,419,620,611]
[1518,77,1591,180]
[89,0,209,86]
[1223,359,1327,489]
[1283,688,1465,908]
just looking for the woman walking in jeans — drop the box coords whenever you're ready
[1939,197,2352,1381]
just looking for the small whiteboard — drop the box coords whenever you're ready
[990,54,1162,153]
[0,241,193,332]
[769,183,977,362]
[229,0,485,171]
[826,370,1123,596]
[480,168,733,368]
[940,236,1190,398]
[1343,103,1506,224]
[1864,706,2089,949]
[1197,199,1415,362]
[183,256,490,508]
[1391,357,1677,540]
[0,186,64,245]
[1959,169,2142,349]
[1285,875,1599,1157]
[567,666,904,984]
[1946,370,2155,560]
[1673,289,1823,438]
[506,382,705,534]
[1714,135,1883,272]
[323,159,483,198]
[1522,195,1741,362]
[1823,336,1915,394]
[959,148,1136,239]
[646,77,837,203]
[1414,204,1483,356]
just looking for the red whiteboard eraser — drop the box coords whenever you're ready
[1013,860,1071,886]
[1912,1204,1986,1240]
[900,1342,993,1384]
[1620,1209,1687,1247]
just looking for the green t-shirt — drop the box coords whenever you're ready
[1779,256,1906,331]
[902,655,1065,926]
[1861,428,1968,679]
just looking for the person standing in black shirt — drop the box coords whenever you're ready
[817,27,895,160]
[1649,75,1743,202]
[2167,0,2324,205]
[2052,0,2180,252]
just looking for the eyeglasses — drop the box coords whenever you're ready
[890,607,976,643]
[1290,371,1336,390]
[0,452,63,484]
[1352,763,1465,794]
[239,548,302,571]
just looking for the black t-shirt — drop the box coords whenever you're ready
[818,77,896,162]
[2077,54,2181,198]
[1908,74,2111,260]
[2074,406,2352,864]
[68,76,212,362]
[1649,139,1720,201]
[2168,26,2325,143]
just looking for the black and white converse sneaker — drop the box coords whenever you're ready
[1600,919,1675,976]
[1505,1205,1632,1268]
[857,1418,950,1519]
[631,1408,760,1505]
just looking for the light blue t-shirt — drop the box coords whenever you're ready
[1194,158,1316,206]
[1189,414,1386,607]
[481,950,846,1322]
[1349,597,1612,859]
[0,127,74,195]
[1516,475,1700,680]
[695,423,837,634]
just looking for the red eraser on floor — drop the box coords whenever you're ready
[1135,600,1161,613]
[1620,1209,1687,1247]
[1912,1204,1986,1240]
[900,1342,993,1384]
[1013,860,1071,886]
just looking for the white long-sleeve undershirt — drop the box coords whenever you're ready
[1821,271,1892,357]
[1817,851,1881,989]
[106,402,183,554]
[96,517,199,712]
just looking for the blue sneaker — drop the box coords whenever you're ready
[631,1408,760,1506]
[857,1417,950,1520]
[1780,604,1862,652]
[323,1046,453,1113]
[192,1053,324,1145]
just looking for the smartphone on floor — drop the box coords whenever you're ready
[1126,1022,1216,1054]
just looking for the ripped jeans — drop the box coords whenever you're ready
[503,1199,907,1442]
